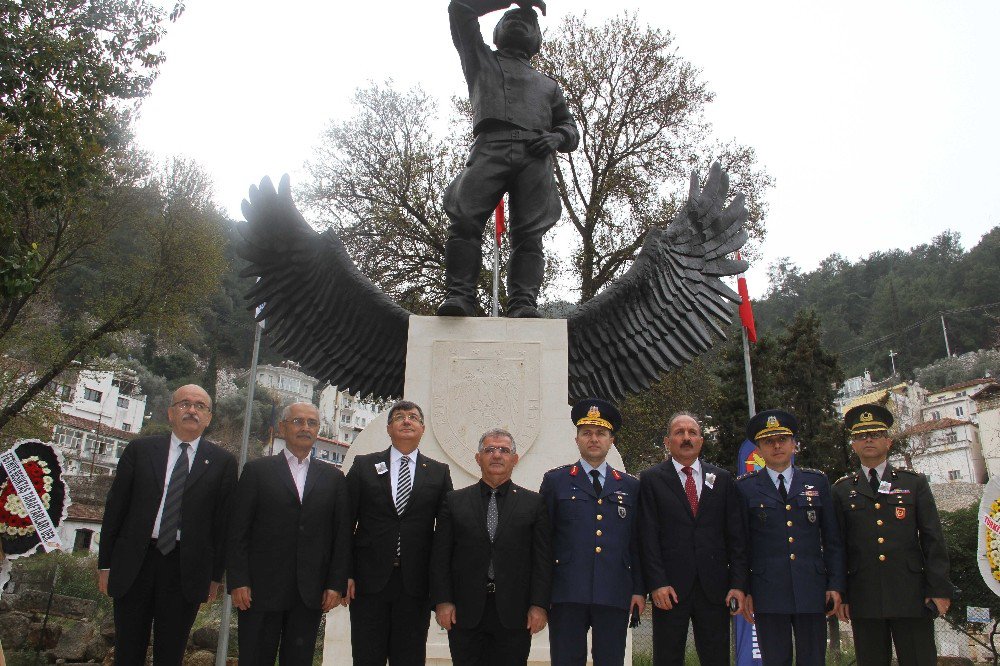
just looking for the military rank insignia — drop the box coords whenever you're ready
[896,507,906,519]
[806,510,817,523]
[618,505,626,518]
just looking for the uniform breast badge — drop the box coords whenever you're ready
[896,507,906,520]
[806,510,817,523]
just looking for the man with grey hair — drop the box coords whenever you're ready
[227,401,351,665]
[346,400,453,665]
[432,427,552,665]
[639,411,748,665]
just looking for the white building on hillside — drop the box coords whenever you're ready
[255,361,318,404]
[271,434,350,466]
[973,383,1000,478]
[892,417,985,484]
[318,385,382,445]
[922,378,995,425]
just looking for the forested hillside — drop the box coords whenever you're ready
[753,228,1000,379]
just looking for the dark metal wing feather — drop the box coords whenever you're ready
[566,162,750,402]
[234,175,411,400]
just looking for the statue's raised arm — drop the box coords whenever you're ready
[440,0,577,318]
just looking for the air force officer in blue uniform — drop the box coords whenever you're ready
[736,409,846,666]
[539,399,644,666]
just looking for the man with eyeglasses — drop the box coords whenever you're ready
[539,398,644,666]
[833,403,953,666]
[431,428,552,665]
[98,384,237,666]
[345,400,453,665]
[227,402,351,665]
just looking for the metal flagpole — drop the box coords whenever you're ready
[216,313,263,666]
[741,312,756,419]
[492,198,504,318]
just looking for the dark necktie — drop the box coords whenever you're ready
[487,489,498,579]
[590,469,603,496]
[158,442,190,555]
[682,466,699,516]
[395,456,411,558]
[869,468,881,495]
[778,473,788,502]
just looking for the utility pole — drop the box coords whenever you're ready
[940,314,952,357]
[888,349,898,376]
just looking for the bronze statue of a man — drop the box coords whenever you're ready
[439,0,579,318]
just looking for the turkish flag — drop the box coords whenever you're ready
[736,251,757,343]
[494,198,505,244]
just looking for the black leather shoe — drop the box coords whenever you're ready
[506,305,542,318]
[436,297,477,317]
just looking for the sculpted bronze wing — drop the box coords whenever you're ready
[566,162,749,402]
[235,175,411,399]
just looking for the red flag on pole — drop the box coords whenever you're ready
[494,198,505,244]
[736,251,757,343]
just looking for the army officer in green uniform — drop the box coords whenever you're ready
[833,404,953,666]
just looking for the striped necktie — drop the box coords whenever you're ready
[395,456,411,557]
[158,442,190,555]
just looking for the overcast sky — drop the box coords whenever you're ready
[134,0,999,299]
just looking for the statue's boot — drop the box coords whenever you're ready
[437,238,482,317]
[506,251,544,318]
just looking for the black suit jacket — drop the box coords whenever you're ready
[226,453,351,611]
[639,460,748,602]
[347,447,453,598]
[99,434,238,603]
[430,482,552,630]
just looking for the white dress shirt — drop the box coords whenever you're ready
[766,466,794,493]
[861,460,889,485]
[390,446,419,503]
[579,459,608,489]
[671,457,703,499]
[151,433,201,539]
[284,447,311,501]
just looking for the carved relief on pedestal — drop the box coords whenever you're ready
[431,340,541,477]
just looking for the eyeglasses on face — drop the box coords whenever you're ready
[390,413,423,424]
[172,400,212,413]
[285,417,320,428]
[481,446,514,456]
[850,431,887,441]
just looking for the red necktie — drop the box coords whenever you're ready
[682,466,698,516]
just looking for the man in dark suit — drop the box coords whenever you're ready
[227,402,351,665]
[834,404,953,666]
[539,398,644,666]
[736,409,845,666]
[98,384,238,666]
[639,411,747,666]
[432,428,552,665]
[345,400,453,665]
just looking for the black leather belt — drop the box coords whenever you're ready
[475,128,542,142]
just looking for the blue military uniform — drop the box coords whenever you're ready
[540,399,643,666]
[735,410,846,666]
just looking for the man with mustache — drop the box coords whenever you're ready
[345,400,453,665]
[833,404,953,666]
[431,428,552,665]
[638,412,747,665]
[439,0,579,318]
[99,384,237,666]
[227,402,351,665]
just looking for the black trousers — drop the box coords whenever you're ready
[852,617,937,666]
[237,598,322,666]
[651,580,729,666]
[349,567,431,666]
[549,603,629,666]
[112,543,200,666]
[755,612,826,666]
[448,594,532,666]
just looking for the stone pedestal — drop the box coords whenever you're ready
[323,316,628,664]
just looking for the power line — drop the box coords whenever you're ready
[836,301,1000,355]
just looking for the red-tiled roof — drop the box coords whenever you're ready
[66,504,103,522]
[56,414,135,441]
[316,435,349,448]
[899,417,974,437]
[974,384,1000,402]
[933,378,997,394]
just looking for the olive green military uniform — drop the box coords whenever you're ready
[832,464,953,665]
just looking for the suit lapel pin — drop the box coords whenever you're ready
[422,463,427,467]
[375,462,388,475]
